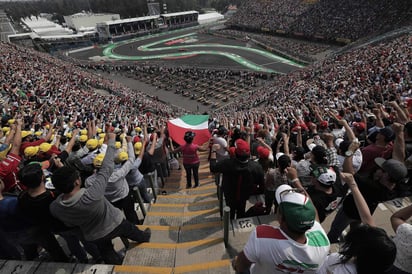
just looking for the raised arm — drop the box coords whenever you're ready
[285,166,320,223]
[85,133,116,201]
[9,119,22,156]
[391,204,412,232]
[340,172,375,226]
[392,123,405,163]
[64,129,80,154]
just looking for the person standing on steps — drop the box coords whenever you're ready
[210,137,265,219]
[170,131,208,189]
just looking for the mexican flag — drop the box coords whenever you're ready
[168,115,210,146]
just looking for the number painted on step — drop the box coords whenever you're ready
[390,199,403,208]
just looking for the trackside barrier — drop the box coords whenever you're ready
[216,174,225,217]
[215,173,230,248]
[223,206,231,248]
[144,170,158,202]
[133,186,147,217]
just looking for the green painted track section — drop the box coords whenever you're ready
[103,29,305,73]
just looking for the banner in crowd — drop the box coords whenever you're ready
[168,115,210,146]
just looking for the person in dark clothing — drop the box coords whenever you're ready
[18,162,100,263]
[16,163,69,262]
[328,158,408,243]
[306,166,344,223]
[210,138,264,219]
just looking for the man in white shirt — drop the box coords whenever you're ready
[232,170,330,274]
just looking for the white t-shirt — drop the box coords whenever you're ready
[336,149,362,173]
[317,253,356,274]
[243,222,330,274]
[393,223,412,273]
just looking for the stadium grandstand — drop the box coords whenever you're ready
[0,1,412,273]
[0,9,16,42]
[96,11,199,42]
[226,0,412,44]
[63,12,120,32]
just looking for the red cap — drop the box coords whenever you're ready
[235,139,250,156]
[257,146,270,159]
[352,122,366,131]
[133,136,141,143]
[229,147,236,158]
[319,121,328,129]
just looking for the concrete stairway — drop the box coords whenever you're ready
[2,150,410,273]
[119,155,234,274]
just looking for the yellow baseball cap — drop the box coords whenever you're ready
[93,153,105,168]
[135,127,142,132]
[39,142,52,153]
[2,127,10,132]
[21,131,32,139]
[115,151,128,163]
[96,128,102,133]
[34,131,43,137]
[79,135,88,142]
[80,129,88,136]
[115,141,121,149]
[86,139,98,150]
[134,142,142,154]
[8,119,15,125]
[24,146,39,157]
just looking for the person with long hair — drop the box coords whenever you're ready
[171,131,207,189]
[317,173,396,274]
[264,154,291,214]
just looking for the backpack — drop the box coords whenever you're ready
[139,153,156,175]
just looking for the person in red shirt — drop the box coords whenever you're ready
[171,131,208,188]
[20,125,54,155]
[0,119,24,193]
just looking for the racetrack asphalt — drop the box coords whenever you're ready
[70,28,303,74]
[68,27,306,112]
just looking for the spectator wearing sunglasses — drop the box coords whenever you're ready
[232,167,329,273]
[306,166,345,223]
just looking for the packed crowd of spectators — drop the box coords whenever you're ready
[212,28,334,62]
[0,21,411,273]
[80,62,270,108]
[227,0,412,42]
[214,33,411,117]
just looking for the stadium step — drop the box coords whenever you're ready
[121,151,233,273]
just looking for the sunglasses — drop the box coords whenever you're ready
[278,188,306,203]
[310,166,329,178]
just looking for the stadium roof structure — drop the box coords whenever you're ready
[161,11,199,17]
[68,12,118,18]
[198,12,224,25]
[100,15,160,26]
[21,16,74,36]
